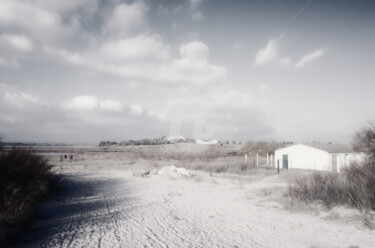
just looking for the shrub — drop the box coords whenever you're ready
[287,161,375,211]
[345,161,375,210]
[287,172,347,208]
[0,148,59,246]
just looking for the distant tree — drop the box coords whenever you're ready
[233,141,237,144]
[99,141,106,147]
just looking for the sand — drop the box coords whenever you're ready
[12,163,375,248]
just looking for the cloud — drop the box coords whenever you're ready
[180,41,208,62]
[104,2,147,37]
[4,91,41,108]
[157,88,273,141]
[0,34,33,51]
[192,11,205,21]
[255,38,293,66]
[255,39,278,65]
[99,100,123,113]
[295,49,324,68]
[0,0,73,44]
[158,41,226,84]
[100,35,169,62]
[48,40,225,84]
[28,0,98,12]
[190,0,203,9]
[65,95,98,110]
[279,57,291,65]
[130,105,143,115]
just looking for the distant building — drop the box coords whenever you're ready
[195,139,219,145]
[274,143,364,172]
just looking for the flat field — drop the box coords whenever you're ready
[12,145,375,248]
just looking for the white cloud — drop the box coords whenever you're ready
[100,35,169,62]
[255,39,278,65]
[4,91,41,108]
[105,2,147,36]
[99,100,123,112]
[49,40,226,85]
[190,0,203,9]
[0,34,33,51]
[28,0,98,12]
[66,95,98,110]
[130,105,143,115]
[0,0,71,43]
[295,49,324,68]
[180,41,209,63]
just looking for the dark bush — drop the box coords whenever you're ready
[0,148,59,246]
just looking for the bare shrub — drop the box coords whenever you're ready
[352,120,375,161]
[0,148,59,246]
[345,161,375,210]
[287,161,375,211]
[287,172,347,209]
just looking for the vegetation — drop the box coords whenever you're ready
[287,121,375,211]
[0,139,59,246]
[99,137,196,147]
[237,141,291,156]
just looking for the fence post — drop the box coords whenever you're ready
[256,153,259,167]
[266,153,269,165]
[271,154,273,167]
[245,154,248,164]
[277,160,280,174]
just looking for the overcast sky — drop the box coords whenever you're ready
[0,0,374,144]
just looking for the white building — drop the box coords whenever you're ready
[274,143,363,172]
[195,139,219,145]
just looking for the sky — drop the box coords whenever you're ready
[0,0,374,144]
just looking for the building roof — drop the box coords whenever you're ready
[301,143,354,153]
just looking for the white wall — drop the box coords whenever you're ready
[275,144,364,172]
[275,144,329,171]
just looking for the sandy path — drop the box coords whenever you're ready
[13,169,374,248]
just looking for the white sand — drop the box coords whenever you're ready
[14,166,375,248]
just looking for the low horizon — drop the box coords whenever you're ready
[1,0,374,144]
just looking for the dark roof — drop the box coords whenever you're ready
[301,143,354,153]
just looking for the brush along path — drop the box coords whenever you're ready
[13,169,374,248]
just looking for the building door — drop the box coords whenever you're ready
[332,155,338,172]
[282,154,288,169]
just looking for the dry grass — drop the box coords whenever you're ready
[285,161,375,212]
[0,148,59,246]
